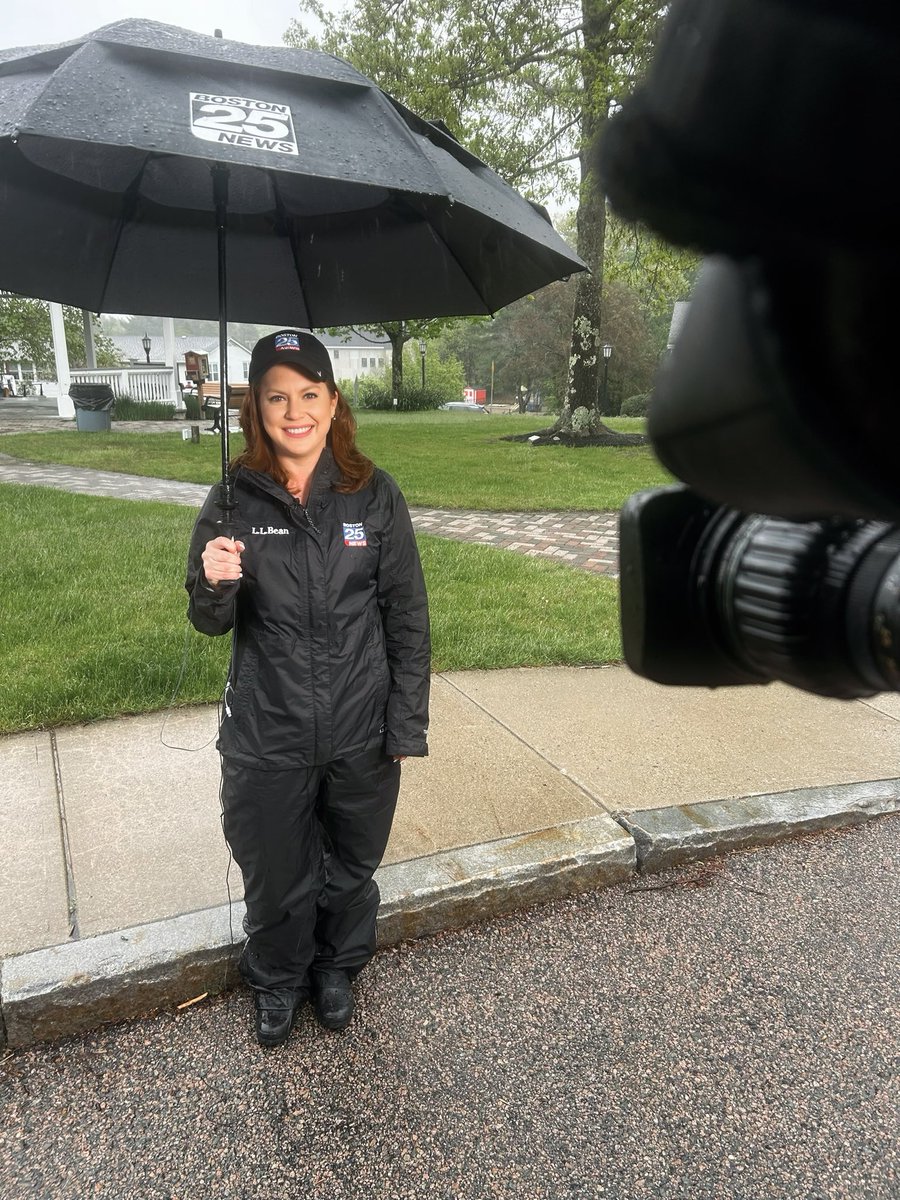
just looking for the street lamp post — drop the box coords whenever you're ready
[141,332,152,365]
[418,338,427,388]
[601,342,613,414]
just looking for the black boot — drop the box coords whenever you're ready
[311,968,355,1031]
[251,986,304,1047]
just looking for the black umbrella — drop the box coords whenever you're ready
[0,19,585,523]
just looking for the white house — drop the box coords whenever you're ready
[109,335,252,387]
[110,329,391,386]
[318,330,391,380]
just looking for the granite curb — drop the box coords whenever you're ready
[617,778,900,874]
[2,785,898,1050]
[0,814,633,1049]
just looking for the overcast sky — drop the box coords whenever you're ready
[1,0,322,52]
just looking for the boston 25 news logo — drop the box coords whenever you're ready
[189,93,298,156]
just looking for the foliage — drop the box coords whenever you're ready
[619,393,650,417]
[287,0,586,200]
[605,214,699,319]
[356,337,465,408]
[112,398,178,421]
[404,339,465,397]
[328,318,457,397]
[285,1,672,417]
[357,378,447,411]
[0,293,121,371]
[439,274,661,413]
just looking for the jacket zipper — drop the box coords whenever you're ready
[295,500,321,535]
[289,500,320,753]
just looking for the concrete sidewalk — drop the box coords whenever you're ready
[2,665,899,1047]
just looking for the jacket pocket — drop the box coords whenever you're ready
[366,617,390,697]
[231,644,259,719]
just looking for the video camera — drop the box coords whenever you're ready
[599,0,900,699]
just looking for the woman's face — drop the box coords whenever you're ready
[257,363,337,470]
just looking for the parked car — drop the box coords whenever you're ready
[439,401,490,413]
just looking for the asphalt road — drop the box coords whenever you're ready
[2,817,898,1200]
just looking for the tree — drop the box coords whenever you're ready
[287,0,585,197]
[439,318,497,396]
[331,318,457,399]
[284,0,669,437]
[439,271,663,415]
[489,284,575,410]
[0,293,120,373]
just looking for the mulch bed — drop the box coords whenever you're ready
[501,426,648,447]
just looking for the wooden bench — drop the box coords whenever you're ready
[199,382,249,411]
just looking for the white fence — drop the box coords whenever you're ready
[71,368,179,403]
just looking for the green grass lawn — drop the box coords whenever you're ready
[0,412,669,511]
[0,483,621,733]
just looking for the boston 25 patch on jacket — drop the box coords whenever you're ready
[343,522,367,547]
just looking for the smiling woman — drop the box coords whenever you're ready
[257,365,337,497]
[233,332,374,502]
[186,328,431,1046]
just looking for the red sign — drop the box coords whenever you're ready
[463,387,487,403]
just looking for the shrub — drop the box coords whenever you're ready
[357,378,447,411]
[112,396,178,421]
[182,394,202,420]
[620,393,650,417]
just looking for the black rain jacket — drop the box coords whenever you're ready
[186,450,430,767]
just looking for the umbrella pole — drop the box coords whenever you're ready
[212,164,235,537]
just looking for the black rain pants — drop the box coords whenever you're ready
[221,745,401,992]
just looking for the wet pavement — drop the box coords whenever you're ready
[1,816,897,1200]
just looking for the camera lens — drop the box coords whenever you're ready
[696,514,900,698]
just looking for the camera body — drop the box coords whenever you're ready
[600,0,900,698]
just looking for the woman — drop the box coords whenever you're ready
[186,330,430,1046]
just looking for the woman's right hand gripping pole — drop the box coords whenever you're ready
[202,537,245,587]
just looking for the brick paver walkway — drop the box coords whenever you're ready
[412,507,618,575]
[0,448,620,577]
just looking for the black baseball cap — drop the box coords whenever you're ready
[249,330,335,386]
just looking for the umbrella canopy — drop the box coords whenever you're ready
[0,19,585,326]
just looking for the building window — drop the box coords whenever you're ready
[361,357,368,369]
[333,349,340,360]
[242,362,249,380]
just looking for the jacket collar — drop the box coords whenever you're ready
[236,446,341,510]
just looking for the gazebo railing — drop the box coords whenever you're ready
[70,368,178,402]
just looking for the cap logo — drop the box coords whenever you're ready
[274,333,301,352]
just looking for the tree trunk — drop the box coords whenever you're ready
[517,2,647,448]
[563,0,610,425]
[385,321,406,400]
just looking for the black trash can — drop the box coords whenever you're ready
[70,383,115,431]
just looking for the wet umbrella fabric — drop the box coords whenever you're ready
[0,19,585,326]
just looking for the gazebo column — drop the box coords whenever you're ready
[162,317,182,409]
[49,303,73,418]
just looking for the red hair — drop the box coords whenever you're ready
[234,380,374,494]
